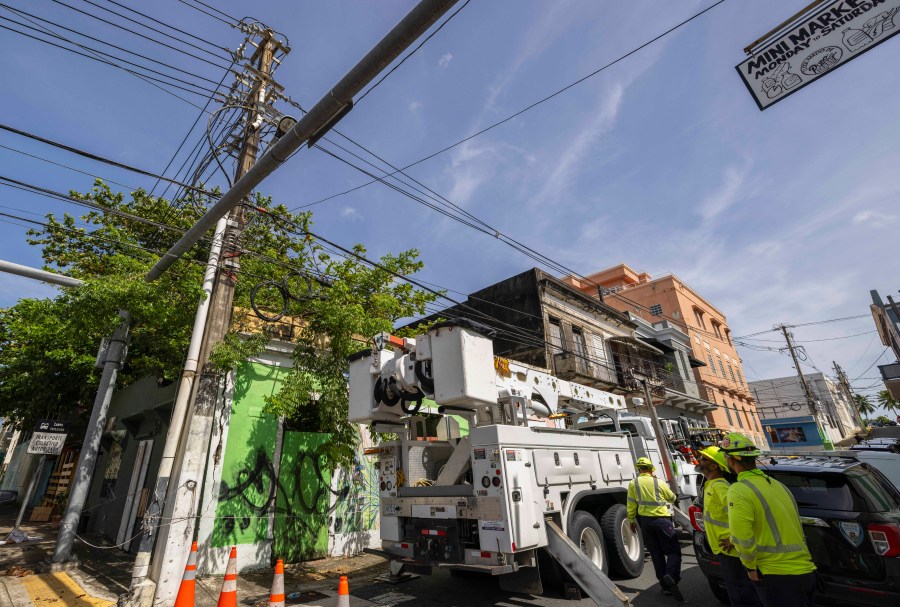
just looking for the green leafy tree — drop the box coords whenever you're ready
[0,181,436,464]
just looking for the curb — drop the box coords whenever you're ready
[0,576,35,607]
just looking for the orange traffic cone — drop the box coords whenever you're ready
[217,546,238,607]
[268,559,285,607]
[174,541,198,607]
[337,575,350,607]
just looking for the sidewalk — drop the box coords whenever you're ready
[0,509,388,606]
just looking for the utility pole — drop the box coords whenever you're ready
[834,361,865,430]
[779,325,833,450]
[52,310,132,563]
[142,31,282,607]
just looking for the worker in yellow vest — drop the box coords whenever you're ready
[627,457,683,601]
[697,446,763,607]
[720,432,816,607]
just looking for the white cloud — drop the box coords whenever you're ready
[340,207,362,221]
[852,209,895,227]
[409,100,423,112]
[697,164,751,221]
[438,52,453,68]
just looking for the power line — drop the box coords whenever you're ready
[46,0,232,69]
[0,19,212,111]
[95,0,232,53]
[0,123,214,196]
[1,5,227,88]
[300,0,726,208]
[0,13,221,97]
[737,329,876,343]
[70,0,231,61]
[150,62,236,195]
[175,0,237,27]
[355,0,471,104]
[851,348,890,383]
[0,143,137,191]
[733,314,872,340]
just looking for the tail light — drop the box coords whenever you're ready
[867,523,900,557]
[688,505,705,533]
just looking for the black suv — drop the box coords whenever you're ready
[690,455,900,606]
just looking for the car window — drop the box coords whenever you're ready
[769,468,900,513]
[855,453,900,490]
[769,472,860,511]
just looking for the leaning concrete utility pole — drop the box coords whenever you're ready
[0,259,84,288]
[144,31,281,607]
[52,310,132,563]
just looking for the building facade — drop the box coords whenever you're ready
[413,268,717,425]
[749,373,861,450]
[561,264,766,448]
[870,289,900,400]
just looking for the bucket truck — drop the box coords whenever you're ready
[349,323,691,605]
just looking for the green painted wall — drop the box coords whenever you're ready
[211,362,289,548]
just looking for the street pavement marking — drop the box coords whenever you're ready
[20,573,114,607]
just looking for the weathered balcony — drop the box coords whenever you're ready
[553,351,618,388]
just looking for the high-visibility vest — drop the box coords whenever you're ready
[726,470,816,575]
[627,473,675,520]
[702,477,733,556]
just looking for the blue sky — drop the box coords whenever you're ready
[0,1,897,412]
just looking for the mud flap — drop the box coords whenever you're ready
[499,565,543,595]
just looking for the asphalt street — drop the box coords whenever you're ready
[346,542,715,607]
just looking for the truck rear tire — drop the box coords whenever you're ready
[569,510,608,576]
[600,503,644,578]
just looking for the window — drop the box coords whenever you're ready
[753,412,761,432]
[708,355,717,376]
[718,358,727,378]
[735,406,744,428]
[728,365,737,383]
[572,327,588,367]
[724,402,733,424]
[744,408,753,429]
[650,304,663,317]
[724,328,732,345]
[712,320,723,340]
[549,318,565,353]
[693,308,706,329]
[736,369,744,385]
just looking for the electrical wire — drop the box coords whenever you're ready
[0,123,215,196]
[301,0,726,208]
[95,0,232,53]
[0,20,212,111]
[355,0,471,104]
[69,0,231,61]
[43,0,231,70]
[0,143,137,191]
[150,62,236,195]
[176,0,237,27]
[851,348,890,383]
[1,5,228,88]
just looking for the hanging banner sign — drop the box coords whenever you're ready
[28,432,67,455]
[736,0,900,110]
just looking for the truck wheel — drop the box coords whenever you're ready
[569,510,608,576]
[600,504,644,578]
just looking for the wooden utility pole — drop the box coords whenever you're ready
[779,324,832,449]
[141,32,283,607]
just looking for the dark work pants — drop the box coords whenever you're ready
[719,553,765,607]
[638,516,682,584]
[759,572,816,607]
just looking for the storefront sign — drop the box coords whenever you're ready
[737,0,900,110]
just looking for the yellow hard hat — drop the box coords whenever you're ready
[635,457,655,470]
[698,446,729,472]
[720,432,761,458]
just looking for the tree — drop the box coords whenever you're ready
[0,181,437,465]
[853,393,875,418]
[877,390,899,415]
